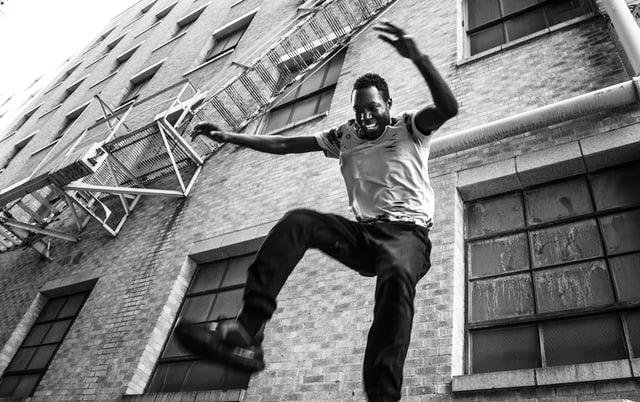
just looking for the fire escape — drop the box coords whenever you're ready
[0,0,398,259]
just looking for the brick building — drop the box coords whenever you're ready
[1,0,640,400]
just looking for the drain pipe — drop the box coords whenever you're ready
[431,0,640,158]
[605,0,640,75]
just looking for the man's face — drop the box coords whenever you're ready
[352,86,392,140]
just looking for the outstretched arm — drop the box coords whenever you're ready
[190,123,323,154]
[374,20,458,134]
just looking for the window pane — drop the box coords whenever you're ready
[181,294,215,323]
[469,24,505,55]
[208,288,243,321]
[42,319,72,344]
[505,8,546,41]
[466,193,524,238]
[162,329,193,358]
[468,0,501,29]
[545,0,590,26]
[11,374,40,398]
[524,177,592,225]
[470,273,534,322]
[27,345,57,370]
[264,107,291,132]
[290,94,320,123]
[148,361,190,392]
[625,310,640,358]
[182,359,226,391]
[599,209,640,254]
[534,260,614,313]
[502,0,543,15]
[8,348,36,371]
[189,261,226,294]
[58,293,86,318]
[591,163,640,211]
[324,50,346,86]
[542,314,627,366]
[222,254,252,287]
[222,365,252,389]
[37,298,65,322]
[23,323,51,347]
[468,233,529,278]
[0,375,19,397]
[529,219,603,268]
[610,253,640,301]
[317,89,334,115]
[471,324,541,373]
[296,67,326,99]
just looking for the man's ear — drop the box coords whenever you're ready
[387,97,393,109]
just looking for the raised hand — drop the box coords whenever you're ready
[373,19,421,60]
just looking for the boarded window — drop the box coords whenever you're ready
[465,161,640,374]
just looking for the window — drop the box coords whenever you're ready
[120,59,165,105]
[147,253,255,393]
[0,131,38,170]
[205,23,250,62]
[111,42,144,74]
[3,104,40,139]
[173,3,209,37]
[52,59,84,88]
[464,0,593,56]
[464,162,640,374]
[85,25,118,53]
[263,48,346,133]
[60,75,89,103]
[53,100,91,141]
[155,1,178,20]
[0,291,90,397]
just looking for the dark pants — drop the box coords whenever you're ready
[243,209,432,401]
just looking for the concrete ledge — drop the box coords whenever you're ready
[580,123,640,172]
[457,158,520,201]
[516,141,585,187]
[188,221,275,263]
[123,389,244,401]
[39,271,100,297]
[630,358,640,378]
[454,360,634,393]
[452,368,535,392]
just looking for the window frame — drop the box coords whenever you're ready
[0,291,91,398]
[262,47,347,134]
[463,161,640,376]
[460,0,596,60]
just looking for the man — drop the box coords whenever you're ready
[176,20,458,401]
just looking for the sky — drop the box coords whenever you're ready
[0,0,139,99]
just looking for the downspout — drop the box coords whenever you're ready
[431,0,640,158]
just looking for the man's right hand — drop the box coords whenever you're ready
[190,122,227,143]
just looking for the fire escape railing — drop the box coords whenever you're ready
[0,0,398,259]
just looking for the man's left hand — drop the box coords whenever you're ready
[374,19,421,60]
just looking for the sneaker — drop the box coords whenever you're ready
[174,319,265,373]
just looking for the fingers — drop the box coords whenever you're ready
[373,19,405,37]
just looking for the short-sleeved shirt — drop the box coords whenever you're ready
[315,111,434,228]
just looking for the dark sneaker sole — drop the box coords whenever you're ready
[174,321,265,373]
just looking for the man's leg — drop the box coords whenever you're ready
[239,208,372,338]
[362,223,432,402]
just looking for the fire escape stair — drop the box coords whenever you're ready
[0,0,398,259]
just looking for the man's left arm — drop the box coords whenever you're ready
[375,20,458,134]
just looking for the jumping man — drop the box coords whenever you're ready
[176,20,458,402]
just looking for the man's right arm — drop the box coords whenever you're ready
[191,122,323,154]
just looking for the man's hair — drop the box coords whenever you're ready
[353,73,390,101]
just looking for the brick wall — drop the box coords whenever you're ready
[1,0,640,401]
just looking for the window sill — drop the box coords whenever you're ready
[456,13,598,67]
[182,48,235,76]
[152,31,187,52]
[263,111,328,136]
[123,389,245,401]
[452,359,635,393]
[90,71,119,89]
[38,104,62,119]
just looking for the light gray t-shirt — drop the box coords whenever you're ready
[315,111,434,228]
